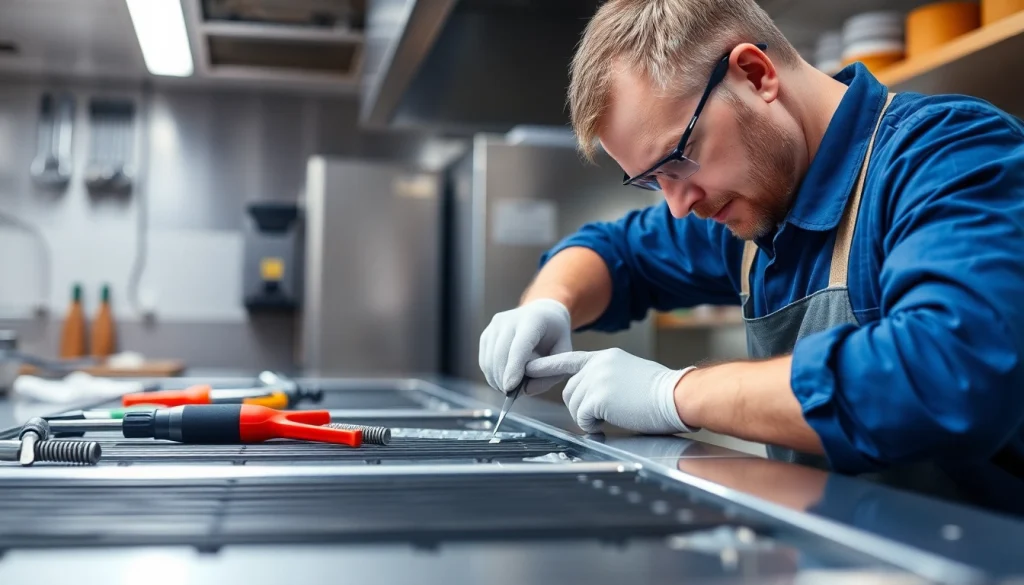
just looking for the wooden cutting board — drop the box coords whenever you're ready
[18,359,186,378]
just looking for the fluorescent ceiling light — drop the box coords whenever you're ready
[125,0,194,77]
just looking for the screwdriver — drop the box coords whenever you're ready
[45,407,151,437]
[45,404,363,447]
[121,384,292,409]
[492,378,526,439]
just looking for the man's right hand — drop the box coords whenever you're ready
[479,299,573,396]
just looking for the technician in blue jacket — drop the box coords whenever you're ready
[479,0,1024,482]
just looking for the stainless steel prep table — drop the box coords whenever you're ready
[0,375,1021,585]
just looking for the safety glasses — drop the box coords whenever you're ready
[622,43,768,191]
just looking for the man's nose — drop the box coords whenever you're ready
[661,177,704,218]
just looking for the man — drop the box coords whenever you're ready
[478,0,1024,485]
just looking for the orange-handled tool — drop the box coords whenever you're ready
[123,385,212,407]
[122,385,289,409]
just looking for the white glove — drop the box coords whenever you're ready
[479,299,573,395]
[525,349,698,434]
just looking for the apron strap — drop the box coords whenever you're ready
[740,239,758,297]
[828,92,896,287]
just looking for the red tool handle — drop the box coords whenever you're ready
[238,405,362,447]
[123,385,212,407]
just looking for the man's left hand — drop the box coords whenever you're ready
[525,349,698,434]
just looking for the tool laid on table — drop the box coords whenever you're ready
[0,417,102,466]
[491,379,525,439]
[46,404,363,447]
[0,439,102,465]
[121,383,323,409]
[48,411,523,444]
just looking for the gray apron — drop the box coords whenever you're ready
[734,92,1024,511]
[739,93,895,467]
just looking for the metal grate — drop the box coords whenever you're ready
[63,436,574,465]
[0,469,765,549]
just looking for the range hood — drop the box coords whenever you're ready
[358,0,946,133]
[360,0,601,133]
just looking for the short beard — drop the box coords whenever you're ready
[725,93,801,240]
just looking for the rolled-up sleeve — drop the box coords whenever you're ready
[540,201,741,332]
[792,104,1024,473]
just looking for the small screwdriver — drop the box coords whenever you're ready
[121,385,290,409]
[46,404,363,447]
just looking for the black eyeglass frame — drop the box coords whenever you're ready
[622,43,769,190]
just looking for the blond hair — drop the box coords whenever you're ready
[569,0,800,160]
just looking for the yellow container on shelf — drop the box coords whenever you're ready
[982,0,1024,24]
[841,41,905,74]
[906,1,980,58]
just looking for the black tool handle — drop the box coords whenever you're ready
[152,404,241,443]
[122,410,157,438]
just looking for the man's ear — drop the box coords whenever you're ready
[729,43,779,104]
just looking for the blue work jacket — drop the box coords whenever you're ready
[541,63,1024,475]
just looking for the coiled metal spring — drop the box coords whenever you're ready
[325,423,391,445]
[35,440,102,465]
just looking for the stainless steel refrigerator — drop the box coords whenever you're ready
[301,156,442,376]
[446,132,660,383]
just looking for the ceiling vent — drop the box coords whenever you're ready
[186,0,366,93]
[201,0,365,28]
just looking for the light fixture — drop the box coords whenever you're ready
[125,0,194,77]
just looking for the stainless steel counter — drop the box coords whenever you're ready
[0,374,1021,585]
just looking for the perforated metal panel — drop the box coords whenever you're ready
[0,468,765,549]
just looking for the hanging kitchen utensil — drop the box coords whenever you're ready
[30,92,75,189]
[84,98,135,195]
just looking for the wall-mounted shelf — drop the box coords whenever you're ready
[877,11,1024,113]
[655,307,744,330]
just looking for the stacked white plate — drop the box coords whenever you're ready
[841,10,906,71]
[814,30,844,75]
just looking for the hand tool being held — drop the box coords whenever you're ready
[491,378,526,439]
[46,404,363,447]
[479,299,574,396]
